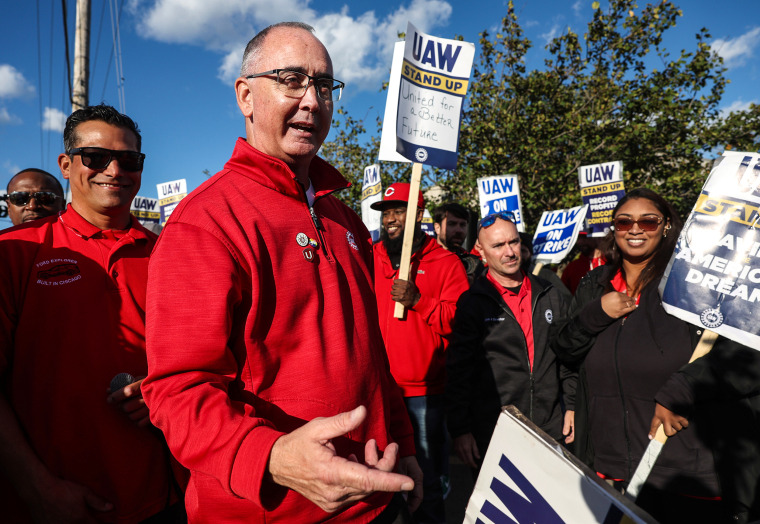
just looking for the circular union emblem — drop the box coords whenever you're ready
[296,233,309,247]
[346,231,359,251]
[544,309,553,324]
[699,307,724,329]
[414,148,428,162]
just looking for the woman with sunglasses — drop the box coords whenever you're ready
[550,188,725,522]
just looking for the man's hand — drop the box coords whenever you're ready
[398,456,423,513]
[600,291,637,319]
[26,475,113,524]
[453,433,480,469]
[649,402,689,438]
[563,410,575,444]
[391,279,421,308]
[268,406,417,513]
[107,377,150,427]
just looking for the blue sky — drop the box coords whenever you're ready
[1,0,759,227]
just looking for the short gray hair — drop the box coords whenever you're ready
[240,22,315,76]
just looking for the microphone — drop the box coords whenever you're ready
[110,372,136,393]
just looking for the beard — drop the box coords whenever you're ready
[380,227,404,255]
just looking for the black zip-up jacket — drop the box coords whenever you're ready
[446,271,576,455]
[549,265,720,497]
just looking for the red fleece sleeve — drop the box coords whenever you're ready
[412,257,469,338]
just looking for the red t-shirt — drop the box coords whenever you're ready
[486,270,535,370]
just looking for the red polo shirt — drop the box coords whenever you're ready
[486,270,535,370]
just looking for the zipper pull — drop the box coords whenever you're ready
[309,207,323,230]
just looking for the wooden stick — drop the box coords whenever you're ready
[623,328,719,504]
[393,163,424,319]
[532,261,544,276]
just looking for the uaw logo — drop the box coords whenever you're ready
[415,148,428,162]
[544,309,553,324]
[35,258,82,287]
[700,307,724,329]
[346,231,359,251]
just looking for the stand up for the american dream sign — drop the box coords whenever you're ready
[395,22,475,169]
[660,151,760,349]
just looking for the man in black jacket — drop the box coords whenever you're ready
[445,212,576,470]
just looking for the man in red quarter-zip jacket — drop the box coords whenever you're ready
[372,183,469,524]
[142,22,421,523]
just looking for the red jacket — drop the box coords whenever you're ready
[374,236,469,397]
[0,207,171,523]
[143,139,414,523]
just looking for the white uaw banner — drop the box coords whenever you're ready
[660,151,760,348]
[477,175,525,233]
[395,22,475,169]
[578,161,625,237]
[360,164,382,242]
[130,196,160,226]
[466,407,656,524]
[533,205,589,264]
[157,179,187,226]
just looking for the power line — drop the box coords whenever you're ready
[91,1,107,98]
[109,0,126,112]
[35,0,44,166]
[61,0,73,107]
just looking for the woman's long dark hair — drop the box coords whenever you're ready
[600,188,683,295]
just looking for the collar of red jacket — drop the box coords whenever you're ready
[57,203,152,243]
[375,234,448,271]
[226,138,350,201]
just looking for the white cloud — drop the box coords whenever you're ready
[0,64,35,99]
[720,99,758,118]
[42,107,66,132]
[4,161,21,177]
[0,107,21,125]
[711,27,760,68]
[540,23,561,44]
[572,0,583,16]
[134,0,453,90]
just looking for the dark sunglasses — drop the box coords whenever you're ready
[612,216,664,232]
[68,147,145,172]
[3,191,62,207]
[478,211,515,230]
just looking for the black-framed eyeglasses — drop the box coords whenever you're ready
[3,191,62,207]
[612,216,663,232]
[67,147,145,172]
[246,69,344,101]
[478,211,515,231]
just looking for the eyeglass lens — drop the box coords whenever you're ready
[72,147,144,172]
[613,217,662,231]
[277,71,341,101]
[7,191,60,206]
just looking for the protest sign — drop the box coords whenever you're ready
[578,161,625,237]
[379,42,413,163]
[533,205,589,264]
[361,164,382,241]
[395,22,475,169]
[421,208,435,237]
[0,190,8,226]
[130,196,160,227]
[659,151,760,349]
[156,179,187,226]
[466,406,656,524]
[477,175,525,232]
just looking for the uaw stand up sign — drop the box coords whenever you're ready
[659,151,760,349]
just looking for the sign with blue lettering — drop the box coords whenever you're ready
[156,179,187,226]
[421,208,435,237]
[660,152,760,349]
[477,175,525,233]
[395,22,475,169]
[533,205,589,264]
[0,190,8,226]
[360,164,382,241]
[578,161,625,237]
[466,406,655,524]
[130,196,160,226]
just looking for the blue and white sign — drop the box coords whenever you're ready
[578,161,625,237]
[533,205,589,264]
[466,407,655,524]
[395,22,475,170]
[130,196,160,226]
[660,152,760,349]
[421,208,435,237]
[0,190,8,227]
[477,175,525,233]
[360,164,383,242]
[157,179,187,226]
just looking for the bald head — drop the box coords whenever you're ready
[6,169,65,225]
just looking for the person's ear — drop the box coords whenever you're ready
[58,153,71,180]
[235,77,254,119]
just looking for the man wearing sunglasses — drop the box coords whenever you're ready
[3,168,65,226]
[0,105,182,522]
[142,22,421,523]
[446,212,576,473]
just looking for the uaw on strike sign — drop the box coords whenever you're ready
[395,22,475,169]
[660,151,760,349]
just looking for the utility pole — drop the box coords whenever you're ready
[72,0,90,112]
